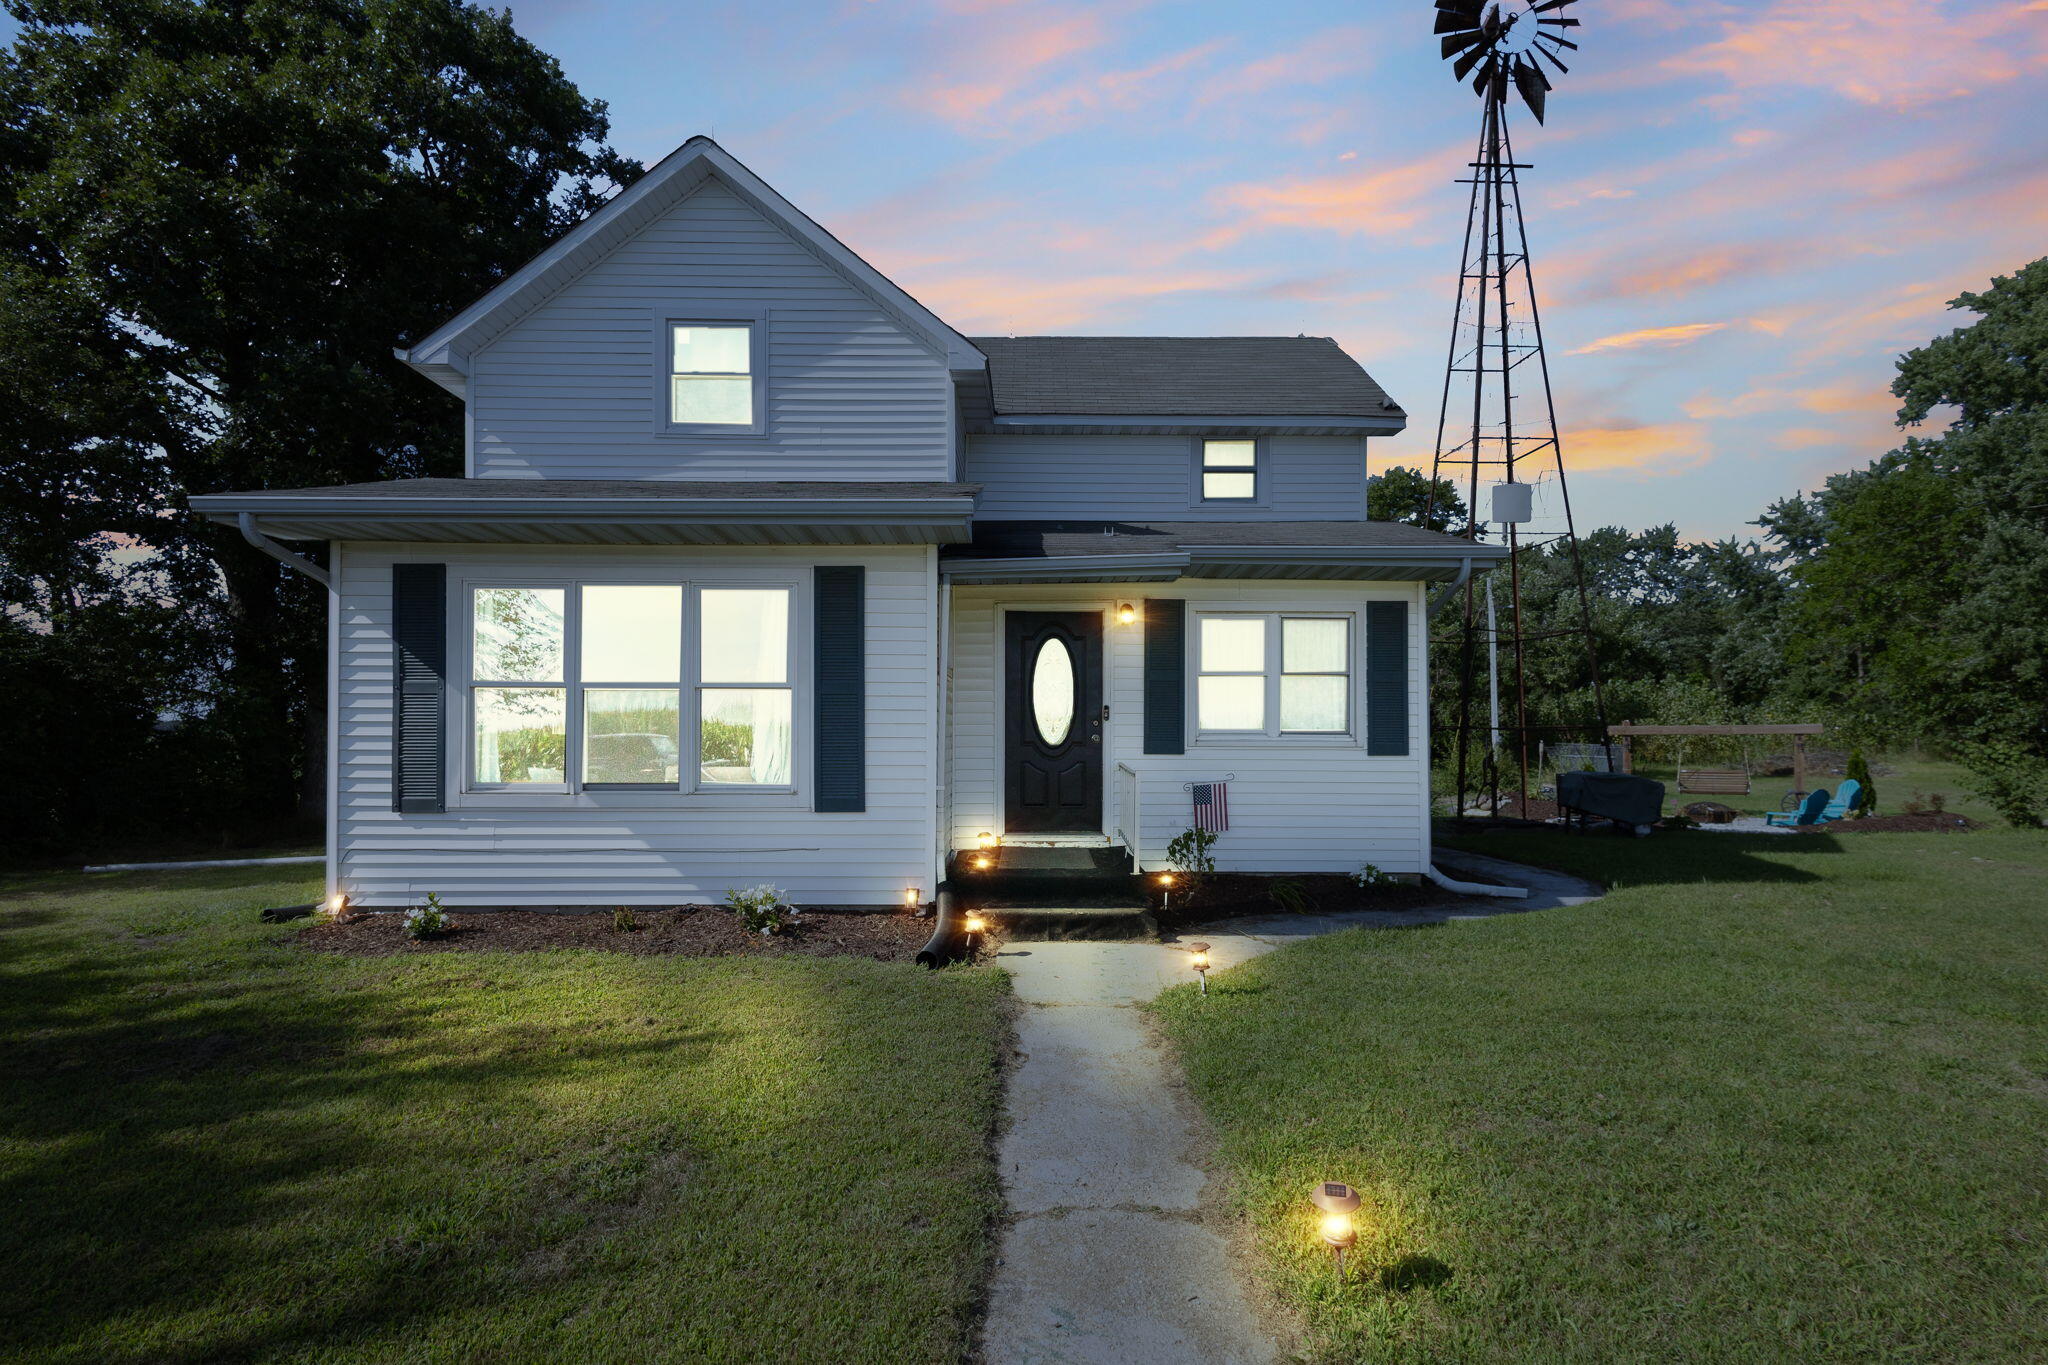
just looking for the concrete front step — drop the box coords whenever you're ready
[983,904,1159,942]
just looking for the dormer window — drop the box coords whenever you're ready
[1200,439,1258,501]
[669,322,757,429]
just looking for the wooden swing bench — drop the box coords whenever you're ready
[1677,768,1752,795]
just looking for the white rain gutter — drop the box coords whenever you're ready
[1423,864,1529,899]
[237,512,331,588]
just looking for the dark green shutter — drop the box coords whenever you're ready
[813,566,866,812]
[1143,598,1185,755]
[391,563,447,813]
[1365,600,1409,757]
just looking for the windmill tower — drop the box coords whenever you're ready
[1425,0,1612,818]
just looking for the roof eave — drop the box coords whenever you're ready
[979,413,1406,436]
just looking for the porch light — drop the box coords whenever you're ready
[1116,602,1137,626]
[1311,1181,1362,1282]
[1188,941,1210,995]
[976,831,997,850]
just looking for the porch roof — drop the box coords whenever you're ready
[189,478,980,546]
[939,520,1508,584]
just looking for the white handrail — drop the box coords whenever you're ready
[1113,762,1140,858]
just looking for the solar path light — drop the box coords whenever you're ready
[1311,1181,1361,1283]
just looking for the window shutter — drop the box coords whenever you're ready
[813,566,866,812]
[1365,600,1409,757]
[1142,598,1185,755]
[391,563,447,814]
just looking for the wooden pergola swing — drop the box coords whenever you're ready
[1606,724,1825,807]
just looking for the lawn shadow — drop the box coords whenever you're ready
[1377,1253,1454,1293]
[1441,826,1850,891]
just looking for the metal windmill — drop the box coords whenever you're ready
[1424,0,1612,818]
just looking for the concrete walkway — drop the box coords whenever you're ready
[978,852,1600,1365]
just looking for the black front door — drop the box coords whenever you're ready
[1004,611,1104,833]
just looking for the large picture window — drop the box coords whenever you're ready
[466,581,794,793]
[669,323,755,427]
[1195,612,1351,737]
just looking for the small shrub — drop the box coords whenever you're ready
[724,884,799,935]
[1267,878,1315,915]
[1352,863,1398,888]
[1844,749,1876,817]
[1959,740,2048,828]
[1165,827,1219,903]
[403,892,451,940]
[612,906,638,933]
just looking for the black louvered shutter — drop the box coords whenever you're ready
[1142,598,1185,755]
[1365,600,1409,757]
[391,563,447,813]
[813,566,866,812]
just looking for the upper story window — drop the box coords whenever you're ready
[1194,612,1351,738]
[467,580,793,793]
[1200,439,1258,501]
[669,323,756,428]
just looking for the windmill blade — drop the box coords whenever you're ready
[1533,42,1570,75]
[1538,16,1582,27]
[1442,29,1488,59]
[1535,31,1580,51]
[1453,43,1495,83]
[1436,0,1484,13]
[1513,55,1549,122]
[1436,9,1482,34]
[1531,0,1577,11]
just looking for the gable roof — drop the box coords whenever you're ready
[398,137,985,397]
[969,336,1403,420]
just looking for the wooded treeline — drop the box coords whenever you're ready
[1378,257,2048,826]
[3,3,2042,860]
[0,0,639,858]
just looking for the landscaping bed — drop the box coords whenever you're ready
[302,905,933,961]
[1154,874,1442,928]
[1818,811,1982,834]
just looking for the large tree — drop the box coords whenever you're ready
[1783,258,2048,823]
[0,0,639,838]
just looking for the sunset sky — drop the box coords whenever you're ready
[24,0,2048,540]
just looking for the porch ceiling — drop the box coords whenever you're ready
[939,520,1508,584]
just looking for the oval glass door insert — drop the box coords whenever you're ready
[1031,637,1076,746]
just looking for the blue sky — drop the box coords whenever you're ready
[20,0,2048,539]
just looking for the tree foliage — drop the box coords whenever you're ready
[1368,464,1469,534]
[0,0,638,852]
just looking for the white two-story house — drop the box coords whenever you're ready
[192,137,1504,909]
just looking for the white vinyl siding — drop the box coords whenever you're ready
[468,179,953,481]
[334,543,938,907]
[963,433,1369,519]
[946,578,1429,875]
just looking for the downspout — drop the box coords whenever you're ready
[1425,555,1473,617]
[237,512,331,589]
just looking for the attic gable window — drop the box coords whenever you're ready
[1200,439,1258,501]
[669,322,757,428]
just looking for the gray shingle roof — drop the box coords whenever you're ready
[945,520,1481,560]
[968,336,1402,418]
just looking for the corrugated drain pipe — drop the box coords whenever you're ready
[915,879,965,968]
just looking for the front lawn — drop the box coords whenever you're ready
[1153,826,2048,1362]
[1,865,1008,1363]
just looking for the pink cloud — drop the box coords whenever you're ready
[1663,0,2048,109]
[1208,145,1462,242]
[1568,322,1729,355]
[1561,422,1715,476]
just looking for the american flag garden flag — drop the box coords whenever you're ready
[1191,781,1230,833]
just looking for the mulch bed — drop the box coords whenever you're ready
[1489,797,1561,822]
[299,907,936,962]
[1154,874,1443,928]
[1806,812,1983,834]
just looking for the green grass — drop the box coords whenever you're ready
[1153,825,2048,1362]
[1627,752,1994,823]
[1,865,1008,1363]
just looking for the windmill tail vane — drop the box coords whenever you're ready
[1424,0,1613,821]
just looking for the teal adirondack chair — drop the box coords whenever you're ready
[1767,779,1860,827]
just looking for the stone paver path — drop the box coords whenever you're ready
[979,851,1600,1365]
